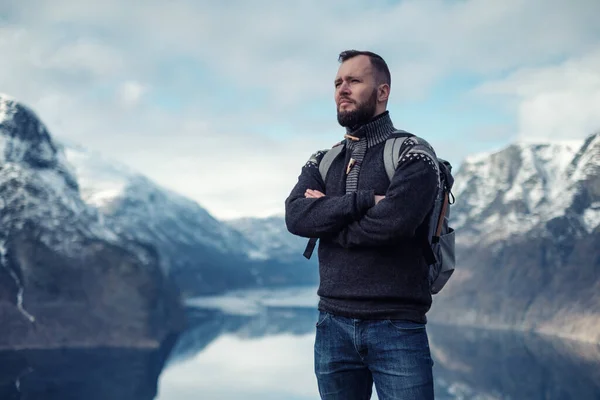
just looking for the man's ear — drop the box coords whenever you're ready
[378,84,390,103]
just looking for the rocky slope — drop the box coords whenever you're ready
[0,94,184,349]
[428,132,600,343]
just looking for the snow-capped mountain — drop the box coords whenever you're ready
[61,144,318,296]
[430,132,600,342]
[64,144,258,258]
[452,135,600,246]
[0,93,183,349]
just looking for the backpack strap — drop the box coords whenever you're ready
[383,130,414,181]
[303,237,318,259]
[384,131,442,266]
[304,141,345,260]
[318,142,345,182]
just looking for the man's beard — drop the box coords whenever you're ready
[337,89,378,129]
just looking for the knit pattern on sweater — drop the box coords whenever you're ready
[345,112,397,193]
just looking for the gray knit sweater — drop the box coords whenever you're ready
[285,111,439,323]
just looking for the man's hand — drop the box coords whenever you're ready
[305,189,325,198]
[375,195,385,204]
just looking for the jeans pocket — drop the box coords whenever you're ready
[386,319,426,331]
[316,311,330,327]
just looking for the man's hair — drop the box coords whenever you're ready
[338,50,391,87]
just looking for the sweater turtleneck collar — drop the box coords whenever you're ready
[345,111,396,148]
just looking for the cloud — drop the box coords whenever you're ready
[86,113,331,220]
[1,0,599,219]
[45,38,125,78]
[117,81,147,108]
[476,49,600,142]
[6,0,599,104]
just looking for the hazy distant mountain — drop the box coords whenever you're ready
[224,215,310,260]
[0,93,184,349]
[429,132,600,343]
[63,144,270,296]
[62,130,317,296]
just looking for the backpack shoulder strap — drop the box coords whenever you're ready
[303,140,345,261]
[318,141,345,182]
[383,130,414,181]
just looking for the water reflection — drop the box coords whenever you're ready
[0,335,177,400]
[0,296,598,400]
[158,303,600,400]
[428,324,600,399]
[158,307,321,400]
[166,306,317,365]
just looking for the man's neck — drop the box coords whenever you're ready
[344,111,395,148]
[345,111,388,136]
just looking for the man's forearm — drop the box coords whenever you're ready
[330,161,438,248]
[285,189,375,238]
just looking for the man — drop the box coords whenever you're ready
[284,50,439,399]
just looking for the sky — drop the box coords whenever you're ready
[1,0,599,220]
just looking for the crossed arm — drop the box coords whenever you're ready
[284,149,438,248]
[283,152,376,238]
[306,188,385,204]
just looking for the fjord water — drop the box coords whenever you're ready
[1,288,599,400]
[155,302,600,400]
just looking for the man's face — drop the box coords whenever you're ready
[334,55,379,128]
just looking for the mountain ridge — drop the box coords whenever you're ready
[451,133,600,246]
[432,131,600,342]
[0,93,184,349]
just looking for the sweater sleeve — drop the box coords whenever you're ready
[285,149,375,238]
[330,144,439,248]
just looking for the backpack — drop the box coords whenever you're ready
[304,130,456,295]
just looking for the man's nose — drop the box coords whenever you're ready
[339,81,351,94]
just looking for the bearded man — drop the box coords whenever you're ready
[285,50,439,400]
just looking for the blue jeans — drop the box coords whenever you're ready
[314,310,434,400]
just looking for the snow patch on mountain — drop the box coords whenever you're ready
[0,239,35,322]
[582,202,600,233]
[0,95,120,250]
[568,133,600,182]
[0,94,17,123]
